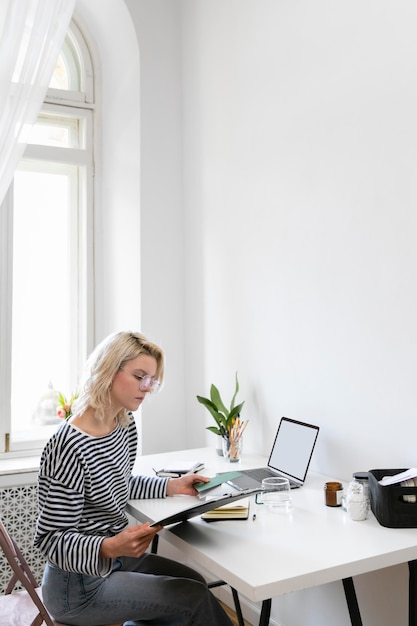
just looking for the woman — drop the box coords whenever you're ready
[35,331,233,626]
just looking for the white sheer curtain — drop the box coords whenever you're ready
[0,0,75,205]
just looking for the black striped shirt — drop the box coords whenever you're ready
[34,416,168,576]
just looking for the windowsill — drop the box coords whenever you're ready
[0,454,41,476]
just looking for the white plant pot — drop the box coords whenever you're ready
[216,435,224,456]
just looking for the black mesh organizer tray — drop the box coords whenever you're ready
[368,468,417,528]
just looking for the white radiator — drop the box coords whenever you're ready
[0,483,45,593]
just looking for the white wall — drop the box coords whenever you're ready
[75,0,188,453]
[75,0,141,340]
[79,1,417,624]
[181,0,417,480]
[178,1,417,624]
[125,0,188,453]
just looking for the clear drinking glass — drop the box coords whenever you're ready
[260,477,292,512]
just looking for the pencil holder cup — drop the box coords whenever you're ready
[222,435,242,462]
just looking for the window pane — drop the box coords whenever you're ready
[11,166,77,440]
[2,17,94,454]
[49,31,82,92]
[27,115,83,149]
[49,52,69,90]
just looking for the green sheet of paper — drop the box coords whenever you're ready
[194,471,242,492]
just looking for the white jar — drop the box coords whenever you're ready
[346,480,369,521]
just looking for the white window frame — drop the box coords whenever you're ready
[46,19,94,106]
[0,19,95,458]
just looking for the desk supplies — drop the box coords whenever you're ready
[128,450,417,626]
[193,471,242,493]
[260,477,292,512]
[201,498,250,522]
[153,461,205,477]
[150,487,262,527]
[346,481,369,521]
[378,468,417,486]
[324,481,343,507]
[369,468,417,527]
[222,418,248,462]
[352,471,369,499]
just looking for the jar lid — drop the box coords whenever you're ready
[352,471,369,481]
[324,481,343,490]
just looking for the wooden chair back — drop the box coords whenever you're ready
[0,520,122,626]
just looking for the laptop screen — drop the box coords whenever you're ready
[268,417,320,483]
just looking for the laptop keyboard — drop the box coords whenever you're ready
[244,467,277,481]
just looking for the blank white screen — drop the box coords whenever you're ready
[269,419,319,481]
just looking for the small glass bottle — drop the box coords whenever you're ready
[346,480,369,521]
[324,481,344,507]
[352,471,369,500]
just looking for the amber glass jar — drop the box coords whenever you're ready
[324,481,343,507]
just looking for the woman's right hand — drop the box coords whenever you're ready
[100,522,162,559]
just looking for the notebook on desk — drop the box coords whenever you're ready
[150,488,262,527]
[225,417,320,491]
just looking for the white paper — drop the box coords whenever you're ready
[156,461,204,474]
[197,484,236,500]
[379,468,417,486]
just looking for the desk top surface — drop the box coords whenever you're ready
[128,447,417,603]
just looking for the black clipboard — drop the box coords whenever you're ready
[151,488,263,527]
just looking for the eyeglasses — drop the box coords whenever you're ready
[120,368,160,393]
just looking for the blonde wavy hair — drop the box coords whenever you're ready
[71,331,165,427]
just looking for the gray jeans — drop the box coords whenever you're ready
[42,554,233,626]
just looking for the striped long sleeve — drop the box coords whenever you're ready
[34,417,168,576]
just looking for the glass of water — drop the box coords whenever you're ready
[260,477,292,513]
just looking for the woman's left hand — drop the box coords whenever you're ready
[166,473,210,496]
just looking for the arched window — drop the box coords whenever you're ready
[47,22,93,101]
[0,19,95,454]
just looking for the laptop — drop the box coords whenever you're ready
[226,417,320,491]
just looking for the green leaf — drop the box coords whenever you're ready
[196,395,225,427]
[229,371,239,412]
[229,401,245,421]
[196,395,216,410]
[209,384,229,416]
[206,425,222,435]
[197,374,244,437]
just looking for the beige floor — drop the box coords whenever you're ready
[220,600,252,626]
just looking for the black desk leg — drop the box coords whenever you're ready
[408,560,417,626]
[259,599,272,626]
[231,588,245,626]
[342,577,363,626]
[208,581,244,626]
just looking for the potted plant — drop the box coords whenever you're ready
[197,372,246,457]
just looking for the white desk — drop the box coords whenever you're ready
[128,447,417,626]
